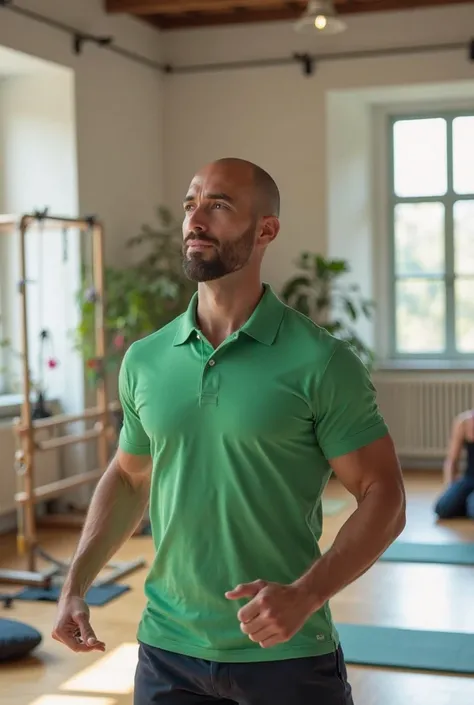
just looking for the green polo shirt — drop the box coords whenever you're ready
[118,283,388,663]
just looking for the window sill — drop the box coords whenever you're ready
[0,393,23,420]
[0,394,62,423]
[375,359,474,372]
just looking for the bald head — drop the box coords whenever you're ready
[182,157,281,281]
[208,157,280,218]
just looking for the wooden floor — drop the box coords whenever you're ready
[1,471,474,705]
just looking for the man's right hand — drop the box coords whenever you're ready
[52,595,106,653]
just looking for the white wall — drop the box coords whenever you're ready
[162,3,474,300]
[0,0,164,524]
[0,0,164,269]
[326,92,373,350]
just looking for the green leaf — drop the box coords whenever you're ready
[294,294,310,317]
[324,321,343,335]
[280,276,312,303]
[362,300,375,318]
[157,205,174,227]
[344,298,357,321]
[295,252,312,270]
[328,259,349,274]
[280,249,375,364]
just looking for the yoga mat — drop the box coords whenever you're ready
[13,584,130,606]
[322,499,348,516]
[337,623,474,674]
[379,541,474,565]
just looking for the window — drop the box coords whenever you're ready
[388,112,474,360]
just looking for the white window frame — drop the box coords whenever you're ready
[385,108,474,364]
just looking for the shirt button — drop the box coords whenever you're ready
[208,360,216,367]
[196,335,201,340]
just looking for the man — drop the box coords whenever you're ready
[52,158,406,704]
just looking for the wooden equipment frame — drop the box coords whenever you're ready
[0,212,145,588]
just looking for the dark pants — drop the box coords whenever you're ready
[434,477,474,519]
[134,642,354,705]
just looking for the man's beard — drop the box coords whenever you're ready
[182,223,256,283]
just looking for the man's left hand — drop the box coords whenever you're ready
[225,579,316,649]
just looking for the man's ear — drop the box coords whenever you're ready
[258,216,280,246]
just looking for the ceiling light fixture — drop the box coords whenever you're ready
[295,0,347,35]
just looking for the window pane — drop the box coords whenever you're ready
[393,118,447,197]
[456,278,474,353]
[454,200,474,275]
[453,116,474,194]
[394,202,445,276]
[396,279,445,353]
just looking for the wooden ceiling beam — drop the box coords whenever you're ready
[148,6,306,29]
[106,0,474,23]
[338,0,474,14]
[105,0,300,14]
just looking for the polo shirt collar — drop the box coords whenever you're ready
[240,284,285,345]
[173,291,198,346]
[173,284,285,347]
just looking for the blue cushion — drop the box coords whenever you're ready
[0,618,42,661]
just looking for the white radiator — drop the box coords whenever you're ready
[373,373,474,460]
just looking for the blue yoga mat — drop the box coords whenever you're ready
[337,623,474,674]
[13,584,130,606]
[379,541,474,565]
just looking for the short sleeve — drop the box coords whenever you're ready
[118,349,151,456]
[314,342,388,460]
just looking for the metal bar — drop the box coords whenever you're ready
[167,41,469,75]
[3,2,99,38]
[2,3,165,73]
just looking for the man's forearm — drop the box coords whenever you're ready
[295,485,405,610]
[61,461,149,598]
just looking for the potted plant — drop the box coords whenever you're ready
[281,252,374,366]
[73,206,196,384]
[0,325,58,418]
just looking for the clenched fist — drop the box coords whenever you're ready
[225,579,315,649]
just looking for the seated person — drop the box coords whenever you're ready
[434,410,474,520]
